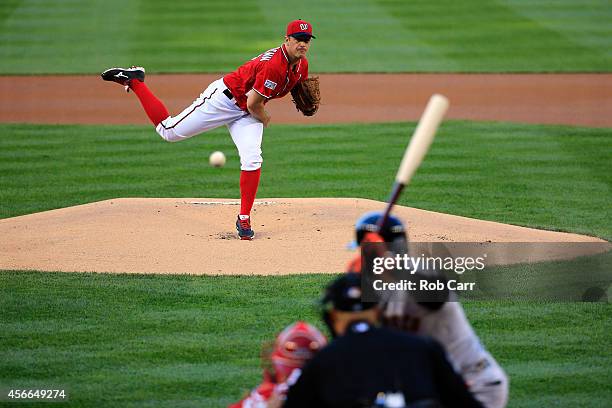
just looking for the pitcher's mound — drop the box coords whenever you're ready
[0,198,607,275]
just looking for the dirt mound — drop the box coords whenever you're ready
[0,198,606,275]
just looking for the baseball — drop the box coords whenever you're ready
[209,151,226,167]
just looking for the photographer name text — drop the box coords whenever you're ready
[373,279,476,291]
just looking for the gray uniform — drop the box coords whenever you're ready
[384,295,509,408]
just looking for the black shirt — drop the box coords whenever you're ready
[284,321,483,408]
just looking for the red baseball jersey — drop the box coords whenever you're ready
[228,380,275,408]
[223,44,309,111]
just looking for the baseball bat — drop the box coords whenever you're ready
[377,94,450,228]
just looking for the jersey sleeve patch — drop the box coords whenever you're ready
[253,65,282,98]
[264,79,277,90]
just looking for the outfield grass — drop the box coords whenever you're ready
[0,272,610,408]
[1,121,610,240]
[0,0,611,74]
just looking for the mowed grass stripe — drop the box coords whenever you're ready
[0,122,610,239]
[466,301,612,407]
[0,272,330,406]
[0,0,611,73]
[502,0,612,59]
[0,0,139,74]
[129,1,276,74]
[376,0,611,72]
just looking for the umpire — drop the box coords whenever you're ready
[283,273,483,408]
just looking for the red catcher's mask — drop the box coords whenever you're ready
[270,321,327,383]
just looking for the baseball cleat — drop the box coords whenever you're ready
[101,66,145,92]
[236,215,255,240]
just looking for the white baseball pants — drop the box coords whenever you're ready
[155,78,263,171]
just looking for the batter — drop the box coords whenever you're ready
[348,212,509,408]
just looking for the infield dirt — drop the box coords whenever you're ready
[0,198,607,275]
[1,73,611,127]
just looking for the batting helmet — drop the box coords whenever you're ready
[268,321,327,383]
[354,211,407,245]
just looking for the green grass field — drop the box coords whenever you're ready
[1,0,611,74]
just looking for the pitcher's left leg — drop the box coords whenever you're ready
[227,116,264,240]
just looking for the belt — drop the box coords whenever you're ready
[223,88,234,100]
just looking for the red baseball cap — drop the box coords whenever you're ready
[286,19,316,39]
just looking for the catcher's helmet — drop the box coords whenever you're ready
[269,321,327,382]
[355,211,406,245]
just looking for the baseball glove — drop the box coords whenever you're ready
[290,77,320,116]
